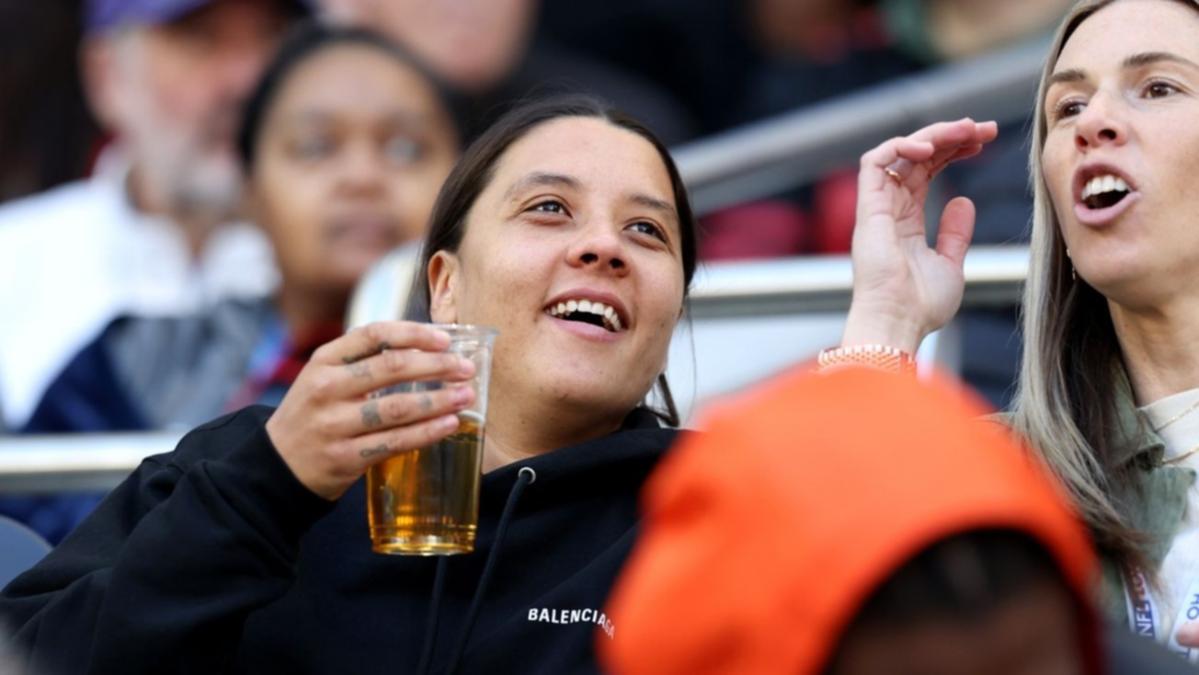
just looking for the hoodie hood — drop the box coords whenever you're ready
[602,367,1098,675]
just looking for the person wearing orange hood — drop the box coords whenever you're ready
[601,367,1188,675]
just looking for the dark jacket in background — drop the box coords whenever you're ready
[0,405,676,675]
[0,299,289,545]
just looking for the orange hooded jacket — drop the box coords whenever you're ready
[601,366,1099,674]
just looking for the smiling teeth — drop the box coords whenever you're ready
[548,299,623,331]
[1082,174,1130,200]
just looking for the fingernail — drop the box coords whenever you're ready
[458,357,476,376]
[452,386,473,405]
[441,415,460,430]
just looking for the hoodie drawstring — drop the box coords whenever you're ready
[415,466,537,675]
[446,466,536,675]
[415,557,449,675]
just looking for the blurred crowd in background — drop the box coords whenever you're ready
[2,0,1074,211]
[0,0,1074,541]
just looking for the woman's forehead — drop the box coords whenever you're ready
[274,45,442,120]
[489,117,676,206]
[1055,0,1199,73]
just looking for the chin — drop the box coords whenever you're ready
[1073,234,1150,281]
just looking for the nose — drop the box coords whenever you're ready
[1074,90,1128,151]
[337,142,387,197]
[566,223,628,276]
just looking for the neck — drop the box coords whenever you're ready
[1110,297,1199,405]
[275,283,350,336]
[481,393,627,472]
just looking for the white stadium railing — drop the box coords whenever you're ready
[673,37,1048,215]
[0,246,1028,494]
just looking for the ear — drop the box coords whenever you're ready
[427,250,461,324]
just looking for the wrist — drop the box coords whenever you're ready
[841,301,926,355]
[817,343,916,375]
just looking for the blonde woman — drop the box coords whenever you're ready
[836,0,1199,650]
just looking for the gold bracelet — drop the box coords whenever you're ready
[817,344,916,375]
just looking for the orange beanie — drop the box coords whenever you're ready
[601,367,1098,675]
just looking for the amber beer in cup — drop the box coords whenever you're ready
[366,324,496,555]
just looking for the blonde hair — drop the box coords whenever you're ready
[1012,0,1199,569]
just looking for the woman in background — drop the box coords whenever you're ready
[838,0,1199,648]
[26,22,459,431]
[3,23,459,542]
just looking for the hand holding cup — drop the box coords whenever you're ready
[265,321,476,501]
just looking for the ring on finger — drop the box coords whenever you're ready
[883,167,904,185]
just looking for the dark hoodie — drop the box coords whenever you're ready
[0,404,676,674]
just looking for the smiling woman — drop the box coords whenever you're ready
[0,95,698,675]
[403,99,696,470]
[836,0,1199,652]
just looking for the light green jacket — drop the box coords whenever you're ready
[1095,380,1196,625]
[996,375,1195,625]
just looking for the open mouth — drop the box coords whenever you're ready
[326,213,401,247]
[545,299,625,333]
[1080,174,1132,211]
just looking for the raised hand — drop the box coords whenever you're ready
[842,118,999,354]
[265,322,476,500]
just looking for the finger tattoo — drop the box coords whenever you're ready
[361,400,383,429]
[359,444,389,459]
[341,341,392,365]
[346,360,371,379]
[420,394,433,412]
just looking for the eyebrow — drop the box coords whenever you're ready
[503,172,677,218]
[1048,51,1199,88]
[503,172,582,201]
[1124,50,1199,71]
[628,193,677,221]
[1046,68,1087,88]
[286,110,430,127]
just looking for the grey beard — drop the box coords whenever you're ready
[167,155,243,226]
